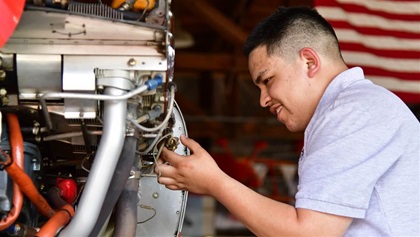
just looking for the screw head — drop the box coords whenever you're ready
[128,58,137,66]
[0,70,6,80]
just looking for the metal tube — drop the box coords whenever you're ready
[43,130,102,141]
[59,87,127,237]
[40,84,147,130]
[89,137,137,236]
[40,74,162,130]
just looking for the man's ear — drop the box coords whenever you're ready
[300,47,320,78]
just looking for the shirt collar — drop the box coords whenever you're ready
[317,67,365,112]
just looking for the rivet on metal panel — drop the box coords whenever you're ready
[128,58,137,66]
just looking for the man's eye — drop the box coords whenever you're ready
[263,78,271,85]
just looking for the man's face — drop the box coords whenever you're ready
[248,46,318,132]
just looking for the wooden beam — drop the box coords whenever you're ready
[185,120,303,140]
[174,52,248,71]
[179,0,249,45]
[175,93,222,131]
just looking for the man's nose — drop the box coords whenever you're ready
[260,91,271,107]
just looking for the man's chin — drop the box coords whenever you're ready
[284,122,304,133]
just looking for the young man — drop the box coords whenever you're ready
[156,6,420,236]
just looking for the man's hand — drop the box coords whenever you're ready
[155,135,227,195]
[155,135,353,236]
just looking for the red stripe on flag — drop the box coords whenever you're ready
[315,1,420,21]
[392,91,420,104]
[330,21,420,40]
[315,0,420,103]
[346,64,420,81]
[339,42,420,60]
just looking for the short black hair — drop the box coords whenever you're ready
[243,6,341,60]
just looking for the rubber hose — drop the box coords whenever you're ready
[113,171,140,236]
[0,114,26,230]
[36,204,75,237]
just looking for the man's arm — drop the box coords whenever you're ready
[157,135,352,236]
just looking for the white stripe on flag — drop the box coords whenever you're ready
[317,7,420,33]
[368,76,420,93]
[342,51,420,73]
[336,0,420,15]
[335,29,420,51]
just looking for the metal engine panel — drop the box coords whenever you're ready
[0,1,188,236]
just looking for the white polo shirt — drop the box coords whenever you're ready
[295,67,420,236]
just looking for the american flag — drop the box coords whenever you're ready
[315,0,420,103]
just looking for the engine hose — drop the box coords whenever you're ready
[89,136,138,236]
[36,204,75,237]
[0,182,23,231]
[8,114,55,218]
[0,113,25,231]
[2,154,55,218]
[2,114,55,221]
[48,188,68,211]
[35,188,76,237]
[113,167,140,236]
[114,138,141,237]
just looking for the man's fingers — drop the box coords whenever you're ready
[160,146,182,165]
[157,176,184,191]
[156,157,165,165]
[180,135,202,154]
[165,184,184,191]
[157,176,175,185]
[157,161,185,183]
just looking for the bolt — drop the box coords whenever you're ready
[2,97,9,106]
[166,137,179,151]
[0,70,6,81]
[128,58,137,66]
[0,88,6,96]
[152,192,159,199]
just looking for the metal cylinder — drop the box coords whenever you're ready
[59,87,127,237]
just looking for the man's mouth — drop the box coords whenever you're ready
[271,104,283,116]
